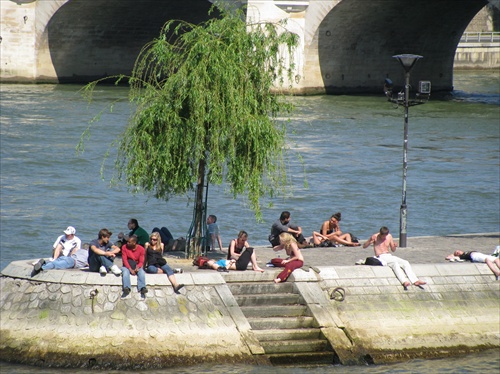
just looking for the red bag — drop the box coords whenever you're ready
[193,256,210,268]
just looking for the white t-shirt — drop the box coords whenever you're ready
[53,235,82,257]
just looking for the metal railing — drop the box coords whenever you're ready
[460,32,500,43]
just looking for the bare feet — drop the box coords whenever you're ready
[253,267,265,273]
[348,242,361,247]
[273,278,281,284]
[413,280,426,286]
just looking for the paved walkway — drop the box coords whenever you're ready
[164,232,500,272]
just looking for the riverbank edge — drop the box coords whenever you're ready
[1,233,499,369]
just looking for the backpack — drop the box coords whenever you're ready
[193,256,210,268]
[171,237,186,252]
[365,257,383,266]
[319,240,333,247]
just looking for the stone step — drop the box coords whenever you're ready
[228,282,295,295]
[267,351,338,366]
[241,305,309,318]
[253,328,322,341]
[234,294,302,307]
[260,338,333,354]
[248,316,316,330]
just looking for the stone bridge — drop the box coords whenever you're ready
[1,0,498,93]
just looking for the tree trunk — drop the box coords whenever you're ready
[187,159,206,258]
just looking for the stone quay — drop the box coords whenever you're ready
[1,233,498,369]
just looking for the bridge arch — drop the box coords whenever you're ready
[45,0,218,82]
[313,0,489,93]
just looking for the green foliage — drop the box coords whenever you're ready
[81,8,299,223]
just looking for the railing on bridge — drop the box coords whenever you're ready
[460,31,500,43]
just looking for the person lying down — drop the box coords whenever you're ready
[446,249,500,279]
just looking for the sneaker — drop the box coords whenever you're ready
[99,266,107,275]
[110,265,122,275]
[121,287,131,298]
[140,287,148,295]
[31,259,45,277]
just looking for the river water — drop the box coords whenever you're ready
[0,70,499,372]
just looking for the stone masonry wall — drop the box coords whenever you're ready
[0,263,259,369]
[0,259,499,368]
[316,263,500,363]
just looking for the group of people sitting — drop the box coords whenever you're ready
[31,219,184,298]
[269,211,360,249]
[31,213,500,295]
[205,229,302,284]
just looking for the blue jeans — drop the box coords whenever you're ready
[42,256,75,270]
[122,267,146,291]
[146,264,174,277]
[89,255,114,273]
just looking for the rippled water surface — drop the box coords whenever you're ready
[0,70,499,372]
[1,349,499,373]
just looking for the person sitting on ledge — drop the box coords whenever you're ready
[312,212,360,247]
[31,227,88,276]
[51,226,82,261]
[446,249,500,279]
[121,235,147,298]
[88,228,122,276]
[270,232,304,283]
[144,231,184,294]
[363,226,426,289]
[227,230,264,272]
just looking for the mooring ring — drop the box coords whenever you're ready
[330,287,345,302]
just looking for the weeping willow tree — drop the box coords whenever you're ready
[81,8,300,258]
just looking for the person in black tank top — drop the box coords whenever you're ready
[228,230,264,272]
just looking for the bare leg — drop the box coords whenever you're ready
[331,234,360,247]
[312,231,326,245]
[250,252,264,272]
[52,244,63,260]
[485,258,500,277]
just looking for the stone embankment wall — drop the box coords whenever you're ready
[0,259,498,369]
[454,43,500,69]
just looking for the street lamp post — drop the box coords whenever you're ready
[384,54,430,248]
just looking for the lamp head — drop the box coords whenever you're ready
[393,54,423,73]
